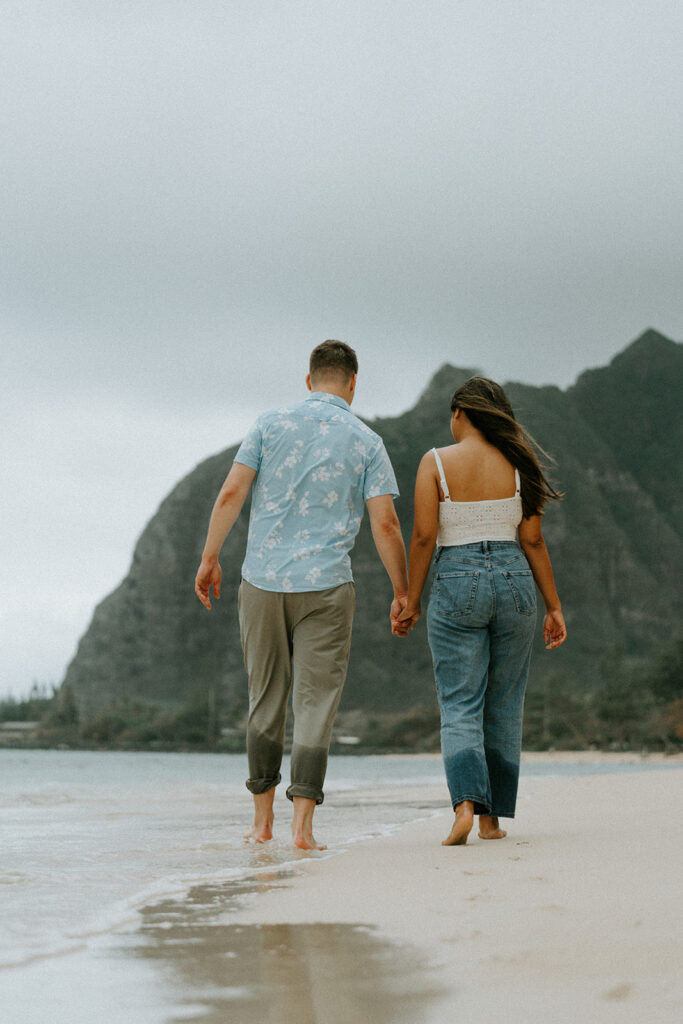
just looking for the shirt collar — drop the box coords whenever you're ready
[306,391,351,412]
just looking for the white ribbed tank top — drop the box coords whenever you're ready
[432,448,523,546]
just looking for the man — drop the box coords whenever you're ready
[195,340,407,849]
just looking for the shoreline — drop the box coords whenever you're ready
[1,743,681,762]
[380,749,683,764]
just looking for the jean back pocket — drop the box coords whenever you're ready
[502,569,536,615]
[435,570,480,619]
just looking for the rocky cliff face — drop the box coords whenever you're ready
[63,330,682,722]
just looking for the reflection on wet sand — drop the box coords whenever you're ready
[124,872,443,1024]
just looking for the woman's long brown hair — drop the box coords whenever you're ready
[451,376,562,517]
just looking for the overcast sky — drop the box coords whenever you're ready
[2,1,681,697]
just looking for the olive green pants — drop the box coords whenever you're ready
[238,580,355,805]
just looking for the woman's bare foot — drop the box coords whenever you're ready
[291,796,327,851]
[478,815,507,840]
[442,801,474,846]
[245,788,275,842]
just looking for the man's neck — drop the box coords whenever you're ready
[311,387,350,402]
[306,374,356,405]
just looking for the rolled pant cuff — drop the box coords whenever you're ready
[246,772,281,795]
[450,795,492,815]
[286,783,324,805]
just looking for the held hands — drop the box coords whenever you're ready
[392,600,421,637]
[390,595,407,635]
[543,608,567,649]
[195,559,222,610]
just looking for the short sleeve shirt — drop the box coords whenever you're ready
[234,392,399,592]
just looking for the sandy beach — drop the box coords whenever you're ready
[148,764,682,1024]
[3,756,682,1024]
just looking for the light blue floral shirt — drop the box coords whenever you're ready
[234,392,399,592]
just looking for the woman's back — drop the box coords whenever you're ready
[432,439,522,546]
[433,439,517,503]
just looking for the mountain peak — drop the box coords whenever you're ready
[416,362,481,409]
[632,327,675,346]
[571,328,680,392]
[613,327,679,366]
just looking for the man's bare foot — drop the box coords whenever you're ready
[244,816,274,843]
[478,814,507,840]
[292,831,327,851]
[291,796,327,851]
[245,788,275,842]
[442,801,474,846]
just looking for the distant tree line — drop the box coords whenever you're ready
[1,633,681,753]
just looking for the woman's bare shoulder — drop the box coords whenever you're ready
[435,442,468,465]
[417,449,439,474]
[431,443,459,458]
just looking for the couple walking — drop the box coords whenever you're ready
[195,341,566,849]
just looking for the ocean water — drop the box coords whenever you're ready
[0,748,677,973]
[0,749,446,972]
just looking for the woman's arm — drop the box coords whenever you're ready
[394,454,440,635]
[518,514,567,649]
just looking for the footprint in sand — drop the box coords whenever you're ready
[603,983,633,1001]
[465,889,490,902]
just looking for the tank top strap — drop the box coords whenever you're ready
[431,447,450,500]
[514,468,521,496]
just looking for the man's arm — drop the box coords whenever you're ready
[365,494,409,625]
[194,462,257,609]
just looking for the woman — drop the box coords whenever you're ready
[396,377,567,846]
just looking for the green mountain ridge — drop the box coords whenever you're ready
[59,329,683,747]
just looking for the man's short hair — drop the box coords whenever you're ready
[309,340,358,384]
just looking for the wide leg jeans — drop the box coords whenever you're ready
[427,541,536,818]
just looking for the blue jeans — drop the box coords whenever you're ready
[427,541,536,818]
